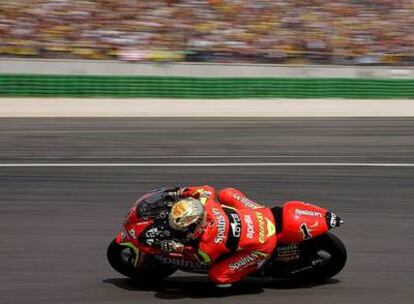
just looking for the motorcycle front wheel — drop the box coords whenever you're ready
[106,239,176,281]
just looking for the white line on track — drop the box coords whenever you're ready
[3,155,414,161]
[4,155,414,159]
[0,163,413,167]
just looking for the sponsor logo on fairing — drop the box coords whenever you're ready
[121,229,127,241]
[329,213,337,228]
[244,215,255,239]
[128,228,136,239]
[295,209,323,217]
[212,208,226,243]
[135,221,150,226]
[232,193,261,209]
[145,227,158,238]
[228,253,259,270]
[160,230,171,237]
[255,212,265,244]
[230,213,241,237]
[154,255,208,270]
[148,224,171,236]
[145,238,154,246]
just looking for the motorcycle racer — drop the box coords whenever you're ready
[135,185,278,287]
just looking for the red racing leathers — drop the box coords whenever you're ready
[179,185,278,285]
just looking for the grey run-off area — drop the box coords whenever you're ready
[0,118,413,304]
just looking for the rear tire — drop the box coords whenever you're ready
[289,233,347,282]
[106,239,176,281]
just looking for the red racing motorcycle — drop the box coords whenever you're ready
[107,189,347,283]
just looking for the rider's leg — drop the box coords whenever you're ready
[217,187,264,210]
[208,250,268,286]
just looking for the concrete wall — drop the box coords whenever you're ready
[0,58,413,78]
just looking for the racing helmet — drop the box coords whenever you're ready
[168,197,206,239]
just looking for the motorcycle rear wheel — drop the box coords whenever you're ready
[106,239,176,281]
[288,233,347,282]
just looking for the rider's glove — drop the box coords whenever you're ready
[160,240,184,253]
[167,191,180,201]
[167,187,186,201]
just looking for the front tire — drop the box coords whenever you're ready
[106,239,176,281]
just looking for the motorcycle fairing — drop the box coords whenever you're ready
[277,201,330,244]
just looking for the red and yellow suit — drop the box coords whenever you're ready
[180,185,277,285]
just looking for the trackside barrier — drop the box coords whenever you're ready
[0,75,413,98]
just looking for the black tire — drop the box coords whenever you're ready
[106,239,176,281]
[289,233,347,282]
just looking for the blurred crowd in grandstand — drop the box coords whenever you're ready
[0,0,413,65]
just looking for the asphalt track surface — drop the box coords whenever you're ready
[1,118,413,304]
